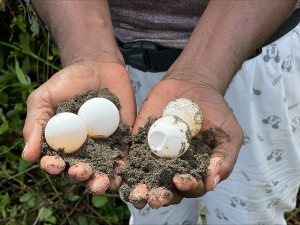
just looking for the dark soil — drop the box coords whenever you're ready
[41,89,211,200]
[118,119,210,202]
[41,89,131,180]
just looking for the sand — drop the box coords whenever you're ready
[41,89,210,200]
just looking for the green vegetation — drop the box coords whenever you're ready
[0,0,130,224]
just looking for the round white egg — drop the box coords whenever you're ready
[77,98,120,138]
[45,112,88,154]
[163,98,203,137]
[148,115,191,158]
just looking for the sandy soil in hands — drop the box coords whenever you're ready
[119,119,210,202]
[41,89,210,200]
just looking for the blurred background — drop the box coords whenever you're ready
[0,0,299,224]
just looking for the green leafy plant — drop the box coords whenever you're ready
[0,0,130,224]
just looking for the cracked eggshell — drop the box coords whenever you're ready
[78,97,120,138]
[45,112,88,154]
[162,98,203,137]
[148,115,191,158]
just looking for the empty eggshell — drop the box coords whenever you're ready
[148,115,191,158]
[162,98,203,137]
[77,98,120,138]
[45,112,88,154]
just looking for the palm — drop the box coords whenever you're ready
[23,61,136,193]
[130,78,243,208]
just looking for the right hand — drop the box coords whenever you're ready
[22,60,136,194]
[129,74,244,209]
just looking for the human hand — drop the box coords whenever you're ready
[128,74,243,209]
[22,61,136,194]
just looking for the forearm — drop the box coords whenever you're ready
[168,0,297,95]
[31,0,123,67]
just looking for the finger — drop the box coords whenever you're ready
[68,162,93,181]
[129,184,149,209]
[96,63,137,127]
[40,155,66,175]
[148,187,183,209]
[173,173,206,197]
[108,160,125,191]
[203,128,243,191]
[199,126,242,193]
[88,173,110,195]
[22,88,54,162]
[23,63,136,162]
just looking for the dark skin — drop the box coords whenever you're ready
[22,0,297,209]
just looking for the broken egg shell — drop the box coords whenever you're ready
[45,112,88,154]
[162,98,203,137]
[148,115,191,158]
[77,97,120,138]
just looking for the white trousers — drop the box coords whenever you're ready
[125,22,300,225]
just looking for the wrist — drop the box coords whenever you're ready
[32,0,124,67]
[59,44,125,68]
[165,63,234,96]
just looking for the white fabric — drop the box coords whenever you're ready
[124,23,300,225]
[125,197,203,225]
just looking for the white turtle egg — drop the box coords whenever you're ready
[78,98,120,138]
[148,98,203,158]
[148,115,191,158]
[163,98,203,137]
[45,112,88,154]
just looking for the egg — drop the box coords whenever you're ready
[148,115,191,158]
[77,97,120,138]
[45,112,88,154]
[162,98,203,137]
[148,98,203,158]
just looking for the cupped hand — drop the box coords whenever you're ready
[129,75,244,209]
[22,60,136,194]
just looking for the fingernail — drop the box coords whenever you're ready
[212,175,220,191]
[22,143,28,159]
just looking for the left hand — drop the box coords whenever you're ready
[128,73,244,209]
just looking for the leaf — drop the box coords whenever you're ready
[0,70,16,84]
[91,196,108,208]
[46,215,56,224]
[19,192,35,208]
[19,193,33,202]
[0,92,8,104]
[18,159,33,171]
[103,199,119,223]
[14,103,23,111]
[51,47,59,56]
[78,215,88,225]
[10,15,26,32]
[68,195,80,202]
[18,32,33,55]
[0,121,9,135]
[39,207,53,221]
[0,193,10,218]
[30,18,40,37]
[0,0,5,11]
[21,56,30,75]
[15,58,30,85]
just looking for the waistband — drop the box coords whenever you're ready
[118,8,300,73]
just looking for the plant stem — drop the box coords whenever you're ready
[0,41,61,71]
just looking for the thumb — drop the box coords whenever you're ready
[22,88,55,162]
